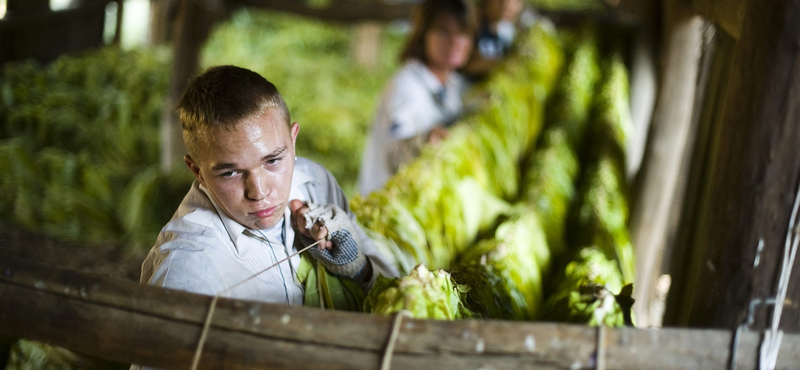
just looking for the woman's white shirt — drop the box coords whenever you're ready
[358,59,468,195]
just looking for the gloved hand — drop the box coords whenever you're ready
[290,201,367,279]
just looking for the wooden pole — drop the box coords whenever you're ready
[159,0,222,170]
[672,0,800,331]
[689,0,746,39]
[1,254,800,369]
[114,0,124,45]
[351,22,382,70]
[148,0,178,44]
[629,0,706,327]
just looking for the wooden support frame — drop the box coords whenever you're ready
[159,0,226,169]
[688,0,746,38]
[2,254,800,369]
[629,0,707,328]
[670,0,800,331]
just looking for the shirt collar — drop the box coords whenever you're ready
[198,161,317,250]
[408,59,449,94]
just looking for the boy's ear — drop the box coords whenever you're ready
[184,154,206,186]
[290,122,300,146]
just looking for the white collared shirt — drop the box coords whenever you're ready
[139,157,399,305]
[358,59,468,195]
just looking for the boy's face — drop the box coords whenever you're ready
[185,108,299,230]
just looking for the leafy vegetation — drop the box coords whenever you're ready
[0,46,182,249]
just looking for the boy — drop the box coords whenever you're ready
[140,65,398,304]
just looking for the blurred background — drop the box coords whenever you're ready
[0,0,598,279]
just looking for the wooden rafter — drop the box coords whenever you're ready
[228,0,415,22]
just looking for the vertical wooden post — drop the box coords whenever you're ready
[672,0,800,331]
[351,21,382,69]
[629,0,706,327]
[114,0,124,45]
[148,0,178,44]
[159,0,221,170]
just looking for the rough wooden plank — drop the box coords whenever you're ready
[676,0,800,332]
[629,0,706,327]
[690,0,746,38]
[2,255,800,369]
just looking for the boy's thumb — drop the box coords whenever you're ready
[289,199,305,215]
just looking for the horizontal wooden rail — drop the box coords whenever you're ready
[0,254,798,369]
[228,0,414,22]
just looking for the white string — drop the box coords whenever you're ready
[189,239,322,370]
[380,310,412,370]
[729,298,775,370]
[595,325,607,370]
[759,181,800,369]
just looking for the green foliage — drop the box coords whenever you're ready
[298,254,366,311]
[201,9,404,195]
[5,340,80,370]
[0,47,193,250]
[364,264,474,320]
[540,43,636,327]
[527,0,604,12]
[453,210,550,320]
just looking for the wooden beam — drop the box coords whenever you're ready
[228,0,414,22]
[159,0,225,169]
[351,22,382,69]
[0,3,107,64]
[663,26,738,329]
[675,0,800,331]
[2,254,800,369]
[689,0,746,38]
[148,0,178,44]
[629,0,706,328]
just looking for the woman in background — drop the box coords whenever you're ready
[358,0,478,195]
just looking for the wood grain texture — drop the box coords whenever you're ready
[690,0,746,38]
[677,0,800,332]
[2,255,800,369]
[629,0,705,327]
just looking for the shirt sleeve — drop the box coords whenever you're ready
[144,242,226,297]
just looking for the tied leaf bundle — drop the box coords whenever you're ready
[542,44,636,327]
[364,264,474,320]
[543,248,633,326]
[452,210,549,320]
[297,254,366,312]
[518,25,600,262]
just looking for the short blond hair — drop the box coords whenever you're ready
[178,65,290,159]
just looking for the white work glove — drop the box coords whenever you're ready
[295,203,367,279]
